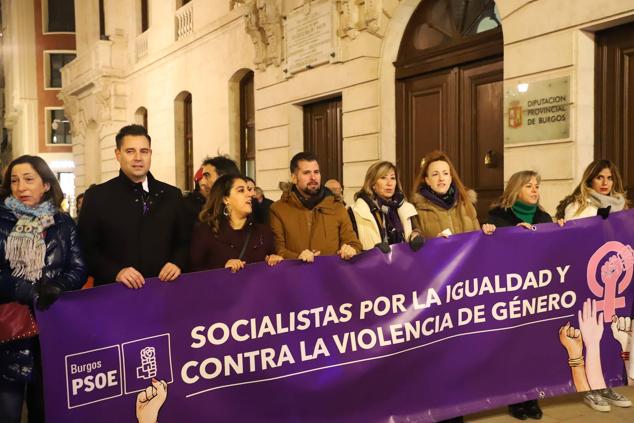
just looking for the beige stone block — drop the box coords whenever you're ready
[504,30,573,79]
[341,32,383,61]
[343,160,376,188]
[382,0,400,18]
[257,105,289,130]
[257,169,290,192]
[257,57,379,110]
[342,107,379,138]
[342,81,379,113]
[502,0,634,44]
[342,135,379,163]
[504,142,574,181]
[257,125,290,150]
[256,147,289,171]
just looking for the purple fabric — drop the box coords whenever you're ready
[36,210,634,422]
[419,183,457,210]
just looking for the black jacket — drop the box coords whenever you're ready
[0,205,87,304]
[488,206,554,228]
[183,189,206,231]
[78,171,189,285]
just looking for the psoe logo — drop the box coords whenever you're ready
[137,347,158,380]
[122,334,174,395]
[586,241,634,323]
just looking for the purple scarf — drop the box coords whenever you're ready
[419,183,458,210]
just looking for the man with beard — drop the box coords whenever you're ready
[269,152,361,262]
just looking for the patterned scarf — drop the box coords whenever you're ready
[4,196,56,282]
[376,192,405,244]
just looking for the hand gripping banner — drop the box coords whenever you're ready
[36,210,634,422]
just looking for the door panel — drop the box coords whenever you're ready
[303,98,343,182]
[596,22,634,199]
[396,59,503,221]
[461,60,504,220]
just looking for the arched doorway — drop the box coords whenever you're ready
[395,0,503,220]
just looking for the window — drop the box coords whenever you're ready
[47,0,75,32]
[177,0,191,7]
[48,109,72,145]
[47,53,76,88]
[135,107,148,130]
[99,0,108,40]
[240,71,255,178]
[174,92,193,191]
[407,0,500,52]
[140,0,149,33]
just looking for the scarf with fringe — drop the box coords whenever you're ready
[4,196,55,282]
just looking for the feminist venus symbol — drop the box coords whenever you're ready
[586,241,634,323]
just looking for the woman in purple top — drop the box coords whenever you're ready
[190,175,283,272]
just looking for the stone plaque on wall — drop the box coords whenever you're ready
[285,0,335,75]
[504,76,570,144]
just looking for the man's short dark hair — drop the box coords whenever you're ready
[290,152,318,174]
[202,156,240,178]
[115,124,151,149]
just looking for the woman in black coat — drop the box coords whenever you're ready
[487,170,562,421]
[0,155,87,423]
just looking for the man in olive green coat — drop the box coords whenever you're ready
[269,152,362,263]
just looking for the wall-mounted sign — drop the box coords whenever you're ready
[285,0,335,75]
[504,76,570,144]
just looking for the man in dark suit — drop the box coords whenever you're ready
[78,124,189,288]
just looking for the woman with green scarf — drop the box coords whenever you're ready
[486,170,559,420]
[0,155,87,422]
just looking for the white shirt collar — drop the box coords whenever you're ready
[141,177,149,193]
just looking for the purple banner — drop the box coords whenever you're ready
[37,210,634,422]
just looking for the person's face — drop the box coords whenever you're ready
[518,176,540,205]
[225,179,252,219]
[373,169,397,200]
[591,167,614,195]
[424,161,452,195]
[293,160,321,197]
[11,163,50,207]
[115,135,151,183]
[325,180,342,197]
[76,196,83,211]
[199,164,218,197]
[254,188,264,202]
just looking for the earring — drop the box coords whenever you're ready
[223,204,231,216]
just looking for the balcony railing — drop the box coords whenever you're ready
[176,2,194,41]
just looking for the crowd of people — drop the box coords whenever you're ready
[0,123,630,422]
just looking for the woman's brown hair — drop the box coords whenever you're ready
[1,155,64,208]
[199,174,246,234]
[413,150,475,218]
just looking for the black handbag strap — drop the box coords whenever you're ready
[238,225,253,261]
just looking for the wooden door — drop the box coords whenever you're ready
[303,98,343,182]
[596,22,634,199]
[396,58,503,220]
[240,71,256,177]
[460,59,504,221]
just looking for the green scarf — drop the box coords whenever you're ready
[511,200,537,224]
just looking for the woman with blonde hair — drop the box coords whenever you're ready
[349,161,424,251]
[556,159,629,221]
[487,170,564,420]
[556,159,631,413]
[411,150,494,238]
[488,170,556,230]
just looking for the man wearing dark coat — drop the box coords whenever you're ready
[78,124,189,288]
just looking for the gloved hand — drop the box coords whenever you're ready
[374,242,391,254]
[36,283,62,311]
[409,234,425,252]
[14,280,37,305]
[597,205,611,220]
